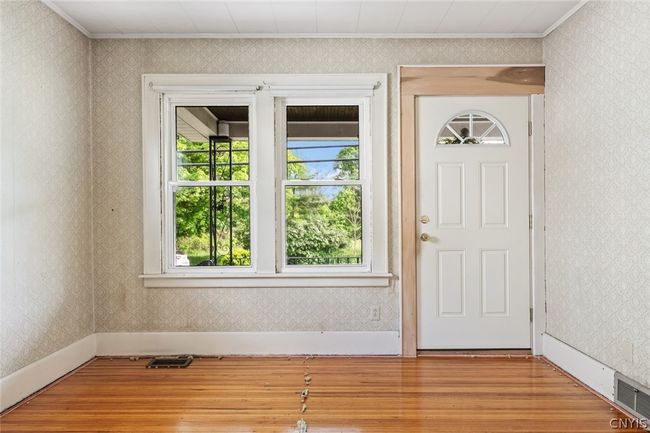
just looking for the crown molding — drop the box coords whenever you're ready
[543,0,590,37]
[41,0,91,37]
[88,32,544,40]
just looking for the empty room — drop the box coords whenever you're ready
[1,0,649,432]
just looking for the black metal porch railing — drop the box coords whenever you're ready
[287,256,362,266]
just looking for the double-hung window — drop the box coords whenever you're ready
[142,75,389,287]
[170,102,253,270]
[279,101,369,271]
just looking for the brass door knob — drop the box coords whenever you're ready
[420,233,430,242]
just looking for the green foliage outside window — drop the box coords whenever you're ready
[175,135,250,266]
[174,135,362,267]
[285,143,362,265]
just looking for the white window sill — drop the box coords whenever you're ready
[140,273,394,288]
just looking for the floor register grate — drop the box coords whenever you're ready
[146,355,193,369]
[615,372,650,420]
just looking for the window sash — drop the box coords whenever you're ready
[170,180,251,188]
[170,184,252,268]
[280,179,369,271]
[277,98,372,272]
[163,97,257,274]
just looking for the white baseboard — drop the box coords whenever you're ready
[96,331,401,357]
[542,333,615,400]
[0,331,399,412]
[0,334,96,411]
[0,332,622,414]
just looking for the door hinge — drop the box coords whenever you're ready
[529,214,533,230]
[528,121,533,137]
[530,308,534,322]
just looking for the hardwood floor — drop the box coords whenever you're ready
[418,349,532,357]
[0,356,642,433]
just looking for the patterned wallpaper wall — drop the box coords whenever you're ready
[544,0,650,388]
[91,38,542,333]
[3,0,647,393]
[1,1,93,377]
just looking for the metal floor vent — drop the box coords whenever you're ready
[615,372,650,420]
[146,355,193,369]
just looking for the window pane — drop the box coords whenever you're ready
[175,186,250,267]
[286,105,359,180]
[285,185,362,266]
[437,112,507,146]
[176,106,249,181]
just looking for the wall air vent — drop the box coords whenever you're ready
[615,372,650,420]
[146,355,193,369]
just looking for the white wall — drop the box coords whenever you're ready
[0,0,93,377]
[544,0,650,388]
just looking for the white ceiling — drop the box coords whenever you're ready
[44,0,587,39]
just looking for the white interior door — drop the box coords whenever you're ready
[416,96,530,349]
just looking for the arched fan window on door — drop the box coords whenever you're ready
[436,111,509,146]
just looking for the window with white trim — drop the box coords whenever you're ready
[142,75,389,288]
[279,101,369,271]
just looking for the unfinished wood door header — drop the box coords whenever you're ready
[400,66,544,97]
[399,65,545,357]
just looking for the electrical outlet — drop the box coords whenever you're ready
[370,306,381,321]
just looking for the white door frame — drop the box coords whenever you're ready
[397,65,546,356]
[529,94,545,355]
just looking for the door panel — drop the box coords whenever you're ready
[438,250,465,317]
[437,163,465,228]
[481,249,509,316]
[480,162,508,228]
[416,96,530,349]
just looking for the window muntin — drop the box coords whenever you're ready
[437,111,509,146]
[282,104,366,269]
[172,105,251,268]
